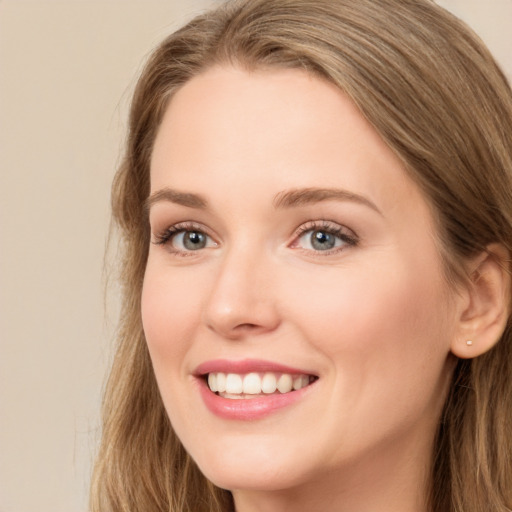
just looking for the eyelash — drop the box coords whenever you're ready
[152,220,358,256]
[292,220,359,254]
[152,222,212,256]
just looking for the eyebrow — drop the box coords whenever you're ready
[144,188,208,212]
[273,187,382,215]
[145,186,381,215]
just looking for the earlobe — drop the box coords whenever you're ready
[451,244,511,359]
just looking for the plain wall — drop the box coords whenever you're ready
[0,2,510,511]
[0,3,217,512]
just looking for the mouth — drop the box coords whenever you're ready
[206,371,317,399]
[194,359,318,419]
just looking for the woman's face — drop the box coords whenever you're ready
[142,66,459,497]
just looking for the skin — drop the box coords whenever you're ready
[142,66,463,512]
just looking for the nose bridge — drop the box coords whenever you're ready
[203,239,279,339]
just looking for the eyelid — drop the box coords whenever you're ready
[289,220,359,253]
[152,221,218,250]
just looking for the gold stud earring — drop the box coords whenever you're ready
[466,340,473,346]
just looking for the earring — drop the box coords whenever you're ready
[466,340,473,346]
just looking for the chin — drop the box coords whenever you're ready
[200,462,304,493]
[189,441,314,492]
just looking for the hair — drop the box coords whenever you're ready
[90,1,512,511]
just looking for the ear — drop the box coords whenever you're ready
[451,244,511,359]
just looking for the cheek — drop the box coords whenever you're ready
[280,259,455,459]
[284,255,454,403]
[141,264,202,369]
[288,264,450,346]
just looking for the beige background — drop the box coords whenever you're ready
[0,1,510,511]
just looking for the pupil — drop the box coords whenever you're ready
[184,231,206,250]
[311,230,335,250]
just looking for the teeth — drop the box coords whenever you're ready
[225,373,243,394]
[277,373,293,393]
[208,373,218,392]
[293,375,309,390]
[217,372,226,393]
[243,373,261,394]
[206,371,314,397]
[261,372,277,394]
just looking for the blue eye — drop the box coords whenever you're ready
[172,230,211,250]
[153,224,217,253]
[297,229,344,251]
[294,223,358,253]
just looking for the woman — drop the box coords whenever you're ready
[91,0,512,511]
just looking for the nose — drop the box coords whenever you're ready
[202,246,280,340]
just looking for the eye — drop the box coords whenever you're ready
[301,230,340,251]
[292,222,358,253]
[153,223,217,253]
[172,230,212,251]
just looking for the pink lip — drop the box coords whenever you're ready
[194,359,317,421]
[194,358,314,376]
[197,379,315,420]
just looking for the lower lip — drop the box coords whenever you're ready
[197,378,315,421]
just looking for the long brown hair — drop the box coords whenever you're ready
[91,1,512,510]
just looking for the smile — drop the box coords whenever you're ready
[195,359,318,419]
[207,372,315,398]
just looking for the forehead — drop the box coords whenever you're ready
[150,65,427,221]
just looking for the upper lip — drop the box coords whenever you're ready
[194,358,317,377]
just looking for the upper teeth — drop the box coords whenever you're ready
[207,372,311,396]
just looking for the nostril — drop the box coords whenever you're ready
[206,321,272,341]
[236,323,259,330]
